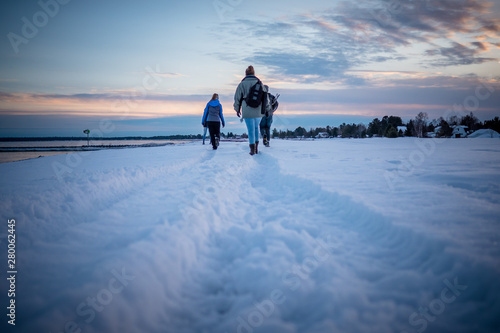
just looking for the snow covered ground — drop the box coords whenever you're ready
[1,138,499,333]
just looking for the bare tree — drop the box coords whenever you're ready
[413,112,428,138]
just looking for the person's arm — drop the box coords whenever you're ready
[220,105,225,127]
[261,88,268,116]
[265,93,272,116]
[233,84,243,117]
[202,105,208,126]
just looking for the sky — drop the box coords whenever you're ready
[0,0,499,137]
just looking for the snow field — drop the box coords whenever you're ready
[0,139,499,333]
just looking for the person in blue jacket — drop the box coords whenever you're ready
[202,93,225,150]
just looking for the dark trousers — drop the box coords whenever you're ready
[207,121,220,149]
[260,115,273,140]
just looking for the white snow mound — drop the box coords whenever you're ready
[468,129,500,138]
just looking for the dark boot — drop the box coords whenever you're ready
[263,135,268,146]
[249,144,256,155]
[255,141,259,154]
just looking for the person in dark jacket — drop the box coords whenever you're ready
[260,85,277,147]
[202,93,225,150]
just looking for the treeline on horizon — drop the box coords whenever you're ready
[255,113,500,139]
[1,113,499,141]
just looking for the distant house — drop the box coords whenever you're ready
[396,126,407,137]
[316,132,330,138]
[427,126,441,138]
[452,125,468,138]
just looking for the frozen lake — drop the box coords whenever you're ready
[0,139,182,163]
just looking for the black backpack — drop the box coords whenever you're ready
[269,93,280,112]
[245,79,265,108]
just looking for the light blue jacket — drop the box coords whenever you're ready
[233,75,267,119]
[202,100,225,127]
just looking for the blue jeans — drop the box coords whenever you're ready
[244,118,260,145]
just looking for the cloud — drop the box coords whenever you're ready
[248,52,346,77]
[324,0,500,66]
[151,72,185,78]
[0,91,212,117]
[0,92,14,100]
[356,0,498,35]
[28,93,116,101]
[2,92,209,103]
[218,0,499,83]
[471,41,488,51]
[425,42,497,66]
[244,50,365,85]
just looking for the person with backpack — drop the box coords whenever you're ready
[233,66,267,155]
[202,93,225,150]
[260,85,279,147]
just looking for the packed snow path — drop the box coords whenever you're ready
[1,139,499,333]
